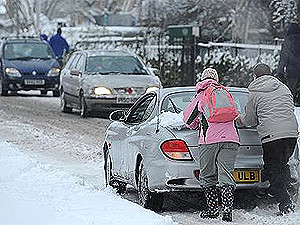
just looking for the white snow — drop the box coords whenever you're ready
[159,111,185,129]
[0,141,174,225]
[1,103,300,225]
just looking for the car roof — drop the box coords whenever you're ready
[73,49,137,57]
[2,36,44,44]
[159,86,249,98]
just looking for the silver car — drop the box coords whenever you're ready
[60,50,160,116]
[103,86,300,211]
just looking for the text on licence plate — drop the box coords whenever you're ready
[24,79,45,85]
[233,170,259,183]
[117,95,138,103]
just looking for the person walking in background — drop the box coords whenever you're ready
[49,28,70,66]
[183,68,240,222]
[277,22,300,106]
[238,63,298,215]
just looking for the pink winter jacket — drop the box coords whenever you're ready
[183,79,240,145]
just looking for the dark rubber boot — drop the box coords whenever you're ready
[200,186,219,219]
[221,184,235,222]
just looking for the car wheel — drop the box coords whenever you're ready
[53,90,60,97]
[0,78,8,96]
[10,90,18,96]
[60,91,72,113]
[104,151,126,194]
[40,90,47,96]
[79,94,89,117]
[137,160,164,211]
[289,182,299,203]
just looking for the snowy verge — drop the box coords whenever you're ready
[0,141,175,225]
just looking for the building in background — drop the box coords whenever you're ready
[95,13,136,26]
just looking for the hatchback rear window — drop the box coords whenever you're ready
[161,90,249,114]
[4,43,55,60]
[85,55,148,75]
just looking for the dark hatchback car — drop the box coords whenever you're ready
[0,37,61,96]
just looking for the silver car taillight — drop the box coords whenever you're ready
[160,139,193,161]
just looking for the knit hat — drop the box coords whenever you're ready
[201,68,219,82]
[253,63,271,77]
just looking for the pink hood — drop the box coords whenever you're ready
[195,79,218,94]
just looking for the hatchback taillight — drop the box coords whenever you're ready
[160,139,193,160]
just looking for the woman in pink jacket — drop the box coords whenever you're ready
[183,68,240,222]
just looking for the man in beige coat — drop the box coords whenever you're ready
[239,63,298,215]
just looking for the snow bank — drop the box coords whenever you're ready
[0,142,175,225]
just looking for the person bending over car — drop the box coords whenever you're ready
[183,68,240,222]
[238,63,298,215]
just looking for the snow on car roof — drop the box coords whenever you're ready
[76,49,137,57]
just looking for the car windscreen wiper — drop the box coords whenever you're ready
[10,56,36,60]
[99,71,121,75]
[40,57,54,60]
[123,72,149,75]
[168,98,182,114]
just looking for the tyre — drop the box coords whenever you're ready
[104,150,126,194]
[10,90,18,96]
[288,182,299,203]
[40,90,47,96]
[53,90,60,97]
[0,78,8,96]
[60,91,72,113]
[137,161,164,211]
[79,94,89,117]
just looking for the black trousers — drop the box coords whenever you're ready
[262,137,297,205]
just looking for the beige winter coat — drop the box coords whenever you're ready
[241,75,298,143]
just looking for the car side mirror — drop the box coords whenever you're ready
[70,69,82,76]
[149,67,160,76]
[109,110,126,121]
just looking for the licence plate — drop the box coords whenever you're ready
[233,170,260,183]
[117,95,138,103]
[24,79,45,85]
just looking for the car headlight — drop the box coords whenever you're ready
[5,67,22,77]
[91,87,112,95]
[146,86,159,93]
[47,68,60,77]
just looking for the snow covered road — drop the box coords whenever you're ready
[0,92,300,225]
[0,141,174,225]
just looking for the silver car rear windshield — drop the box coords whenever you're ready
[161,90,249,114]
[4,43,55,60]
[85,55,149,75]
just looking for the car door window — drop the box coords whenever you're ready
[64,54,76,69]
[126,94,156,124]
[142,95,156,121]
[74,55,85,72]
[69,54,80,70]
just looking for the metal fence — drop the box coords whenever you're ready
[72,37,283,87]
